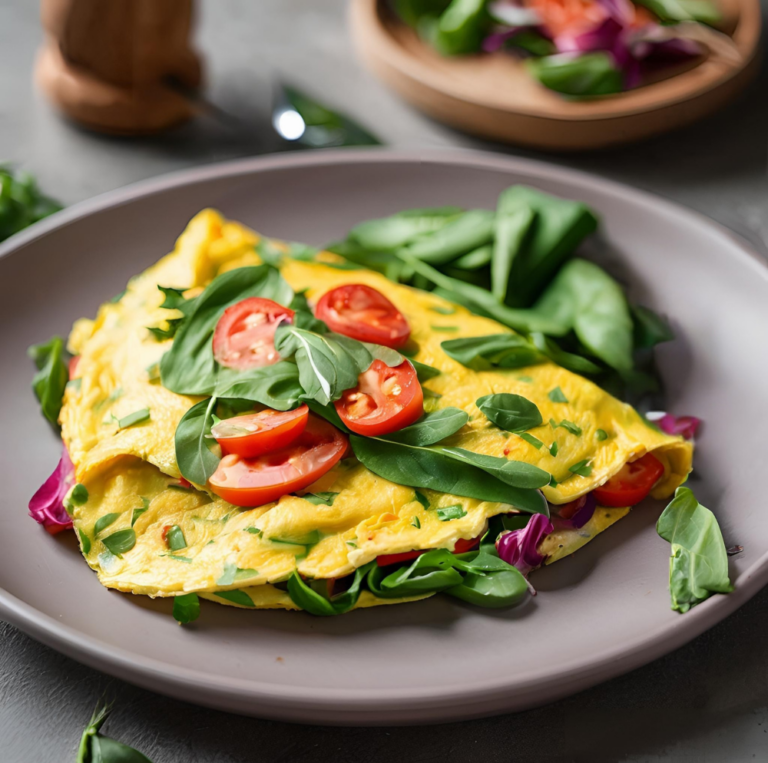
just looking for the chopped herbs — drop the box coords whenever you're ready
[549,441,559,457]
[217,562,259,585]
[596,429,608,441]
[429,305,456,315]
[147,318,183,341]
[346,540,358,548]
[78,529,91,555]
[101,528,136,556]
[146,362,161,383]
[550,418,582,436]
[166,525,187,551]
[548,386,568,403]
[245,527,263,536]
[214,589,256,608]
[568,459,593,478]
[437,504,468,521]
[269,530,321,547]
[131,498,150,526]
[411,516,421,529]
[430,325,459,332]
[518,432,543,449]
[70,484,89,505]
[173,592,201,624]
[93,512,119,536]
[302,491,339,506]
[117,408,150,430]
[160,554,192,563]
[414,491,430,510]
[517,375,534,383]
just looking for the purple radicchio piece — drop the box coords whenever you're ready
[496,512,554,575]
[28,444,75,534]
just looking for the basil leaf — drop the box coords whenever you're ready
[286,562,374,616]
[350,435,547,514]
[437,504,467,521]
[368,549,463,597]
[77,705,154,763]
[552,418,582,436]
[549,440,559,456]
[147,319,183,342]
[568,459,593,477]
[441,334,542,370]
[400,209,495,266]
[173,593,200,625]
[157,285,188,311]
[527,52,623,97]
[94,513,119,536]
[102,529,136,556]
[491,205,534,302]
[519,433,543,449]
[596,428,608,441]
[217,562,259,586]
[382,408,468,446]
[437,447,551,489]
[633,305,675,349]
[445,568,528,609]
[548,386,568,403]
[175,398,220,485]
[160,266,293,396]
[302,492,339,506]
[214,589,255,607]
[429,0,489,55]
[289,291,328,333]
[117,409,150,429]
[348,207,462,251]
[214,361,304,410]
[166,525,186,551]
[78,529,91,555]
[477,393,542,432]
[71,484,89,505]
[529,332,602,375]
[411,516,421,529]
[414,490,430,510]
[269,530,321,548]
[657,487,733,613]
[409,358,441,382]
[28,336,68,427]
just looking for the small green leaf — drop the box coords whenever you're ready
[159,553,192,563]
[28,336,68,427]
[166,525,186,551]
[430,325,459,332]
[94,513,119,536]
[551,418,582,436]
[518,432,543,449]
[173,593,200,624]
[269,530,321,548]
[437,504,468,521]
[158,285,188,310]
[548,386,568,403]
[549,441,559,456]
[217,562,259,585]
[596,428,608,441]
[102,528,136,556]
[245,527,262,536]
[429,305,456,315]
[117,408,150,430]
[70,484,89,505]
[568,459,593,478]
[383,408,468,447]
[414,491,430,510]
[214,589,256,608]
[411,516,421,529]
[477,393,542,433]
[346,540,358,548]
[409,358,441,382]
[302,492,339,506]
[78,529,91,555]
[147,318,183,341]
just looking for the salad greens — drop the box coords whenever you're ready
[0,165,61,243]
[77,704,153,763]
[657,487,733,613]
[28,336,69,427]
[476,393,543,432]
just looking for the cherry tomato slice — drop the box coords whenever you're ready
[335,360,423,437]
[212,405,309,459]
[453,536,481,554]
[315,284,410,349]
[209,415,347,508]
[68,356,80,379]
[593,453,665,508]
[376,534,481,567]
[212,297,293,370]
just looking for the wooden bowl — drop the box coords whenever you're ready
[350,0,762,150]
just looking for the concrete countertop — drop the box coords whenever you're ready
[1,1,767,760]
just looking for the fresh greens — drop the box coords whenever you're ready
[214,589,256,607]
[657,487,733,613]
[414,490,431,510]
[93,513,119,536]
[477,393,542,432]
[215,361,304,411]
[302,491,339,506]
[441,334,542,370]
[633,305,675,349]
[77,703,153,763]
[548,386,568,403]
[116,409,150,430]
[492,205,534,302]
[101,529,136,556]
[409,358,441,382]
[146,319,183,341]
[382,407,468,446]
[596,428,608,441]
[438,447,551,488]
[286,562,375,616]
[0,166,62,243]
[568,459,593,477]
[519,432,543,449]
[173,593,201,625]
[175,398,220,485]
[71,484,89,505]
[348,206,462,251]
[166,525,187,552]
[28,336,68,427]
[437,504,467,521]
[527,52,624,97]
[400,209,495,265]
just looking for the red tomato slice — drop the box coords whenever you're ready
[68,356,80,379]
[315,284,410,349]
[453,536,481,554]
[209,415,347,508]
[212,405,309,459]
[335,360,423,436]
[593,453,665,508]
[376,534,481,567]
[212,297,293,370]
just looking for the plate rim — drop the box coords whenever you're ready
[2,147,767,722]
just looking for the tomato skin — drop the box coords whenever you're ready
[68,356,80,379]
[209,415,347,508]
[213,405,309,459]
[377,550,423,567]
[453,536,480,554]
[335,360,423,437]
[212,297,294,370]
[593,453,665,508]
[315,284,410,349]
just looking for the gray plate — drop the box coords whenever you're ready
[1,150,766,725]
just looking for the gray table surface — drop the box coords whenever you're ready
[2,1,767,761]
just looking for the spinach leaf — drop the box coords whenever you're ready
[71,484,89,505]
[400,209,495,265]
[441,334,542,370]
[348,207,462,251]
[437,447,551,488]
[166,525,186,551]
[452,244,492,270]
[350,435,548,514]
[215,361,304,410]
[529,332,602,375]
[28,336,68,427]
[527,52,623,98]
[289,291,328,333]
[491,204,534,302]
[101,529,136,556]
[633,305,674,349]
[437,504,467,521]
[175,398,220,485]
[656,487,733,613]
[382,408,468,446]
[0,166,62,243]
[173,593,200,625]
[445,568,528,608]
[217,562,258,586]
[286,562,374,616]
[77,704,153,763]
[302,491,339,506]
[157,285,190,312]
[93,513,119,536]
[552,418,582,436]
[368,550,463,597]
[146,319,183,341]
[429,0,489,55]
[213,589,256,608]
[160,266,293,396]
[477,393,542,432]
[409,358,441,382]
[78,529,91,555]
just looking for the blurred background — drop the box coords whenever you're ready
[2,0,768,760]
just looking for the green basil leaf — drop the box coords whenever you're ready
[289,291,328,333]
[450,244,492,270]
[491,204,535,302]
[414,490,430,510]
[400,209,495,265]
[160,266,293,396]
[596,428,608,441]
[441,334,542,370]
[529,332,603,375]
[175,398,220,485]
[0,166,62,243]
[369,549,463,597]
[348,207,462,251]
[102,529,136,556]
[411,516,421,528]
[437,504,467,521]
[429,0,489,55]
[305,399,351,433]
[117,409,150,429]
[71,484,89,505]
[477,393,542,432]
[166,525,186,552]
[568,459,593,477]
[146,318,183,341]
[445,568,528,609]
[409,358,441,382]
[382,408,468,446]
[302,492,339,506]
[157,285,189,311]
[657,487,733,613]
[350,435,547,514]
[173,592,201,625]
[437,446,551,489]
[519,432,543,449]
[78,529,91,555]
[213,589,255,607]
[548,386,568,403]
[286,562,374,616]
[633,304,675,349]
[28,336,68,427]
[549,440,559,456]
[214,361,304,410]
[94,513,119,536]
[527,52,623,97]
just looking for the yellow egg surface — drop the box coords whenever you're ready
[61,209,693,612]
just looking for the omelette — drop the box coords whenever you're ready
[49,209,691,616]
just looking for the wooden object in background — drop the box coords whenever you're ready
[350,0,761,151]
[35,0,203,135]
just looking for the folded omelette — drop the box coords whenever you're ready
[59,210,692,612]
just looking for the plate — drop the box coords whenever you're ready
[350,0,762,150]
[1,150,766,724]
